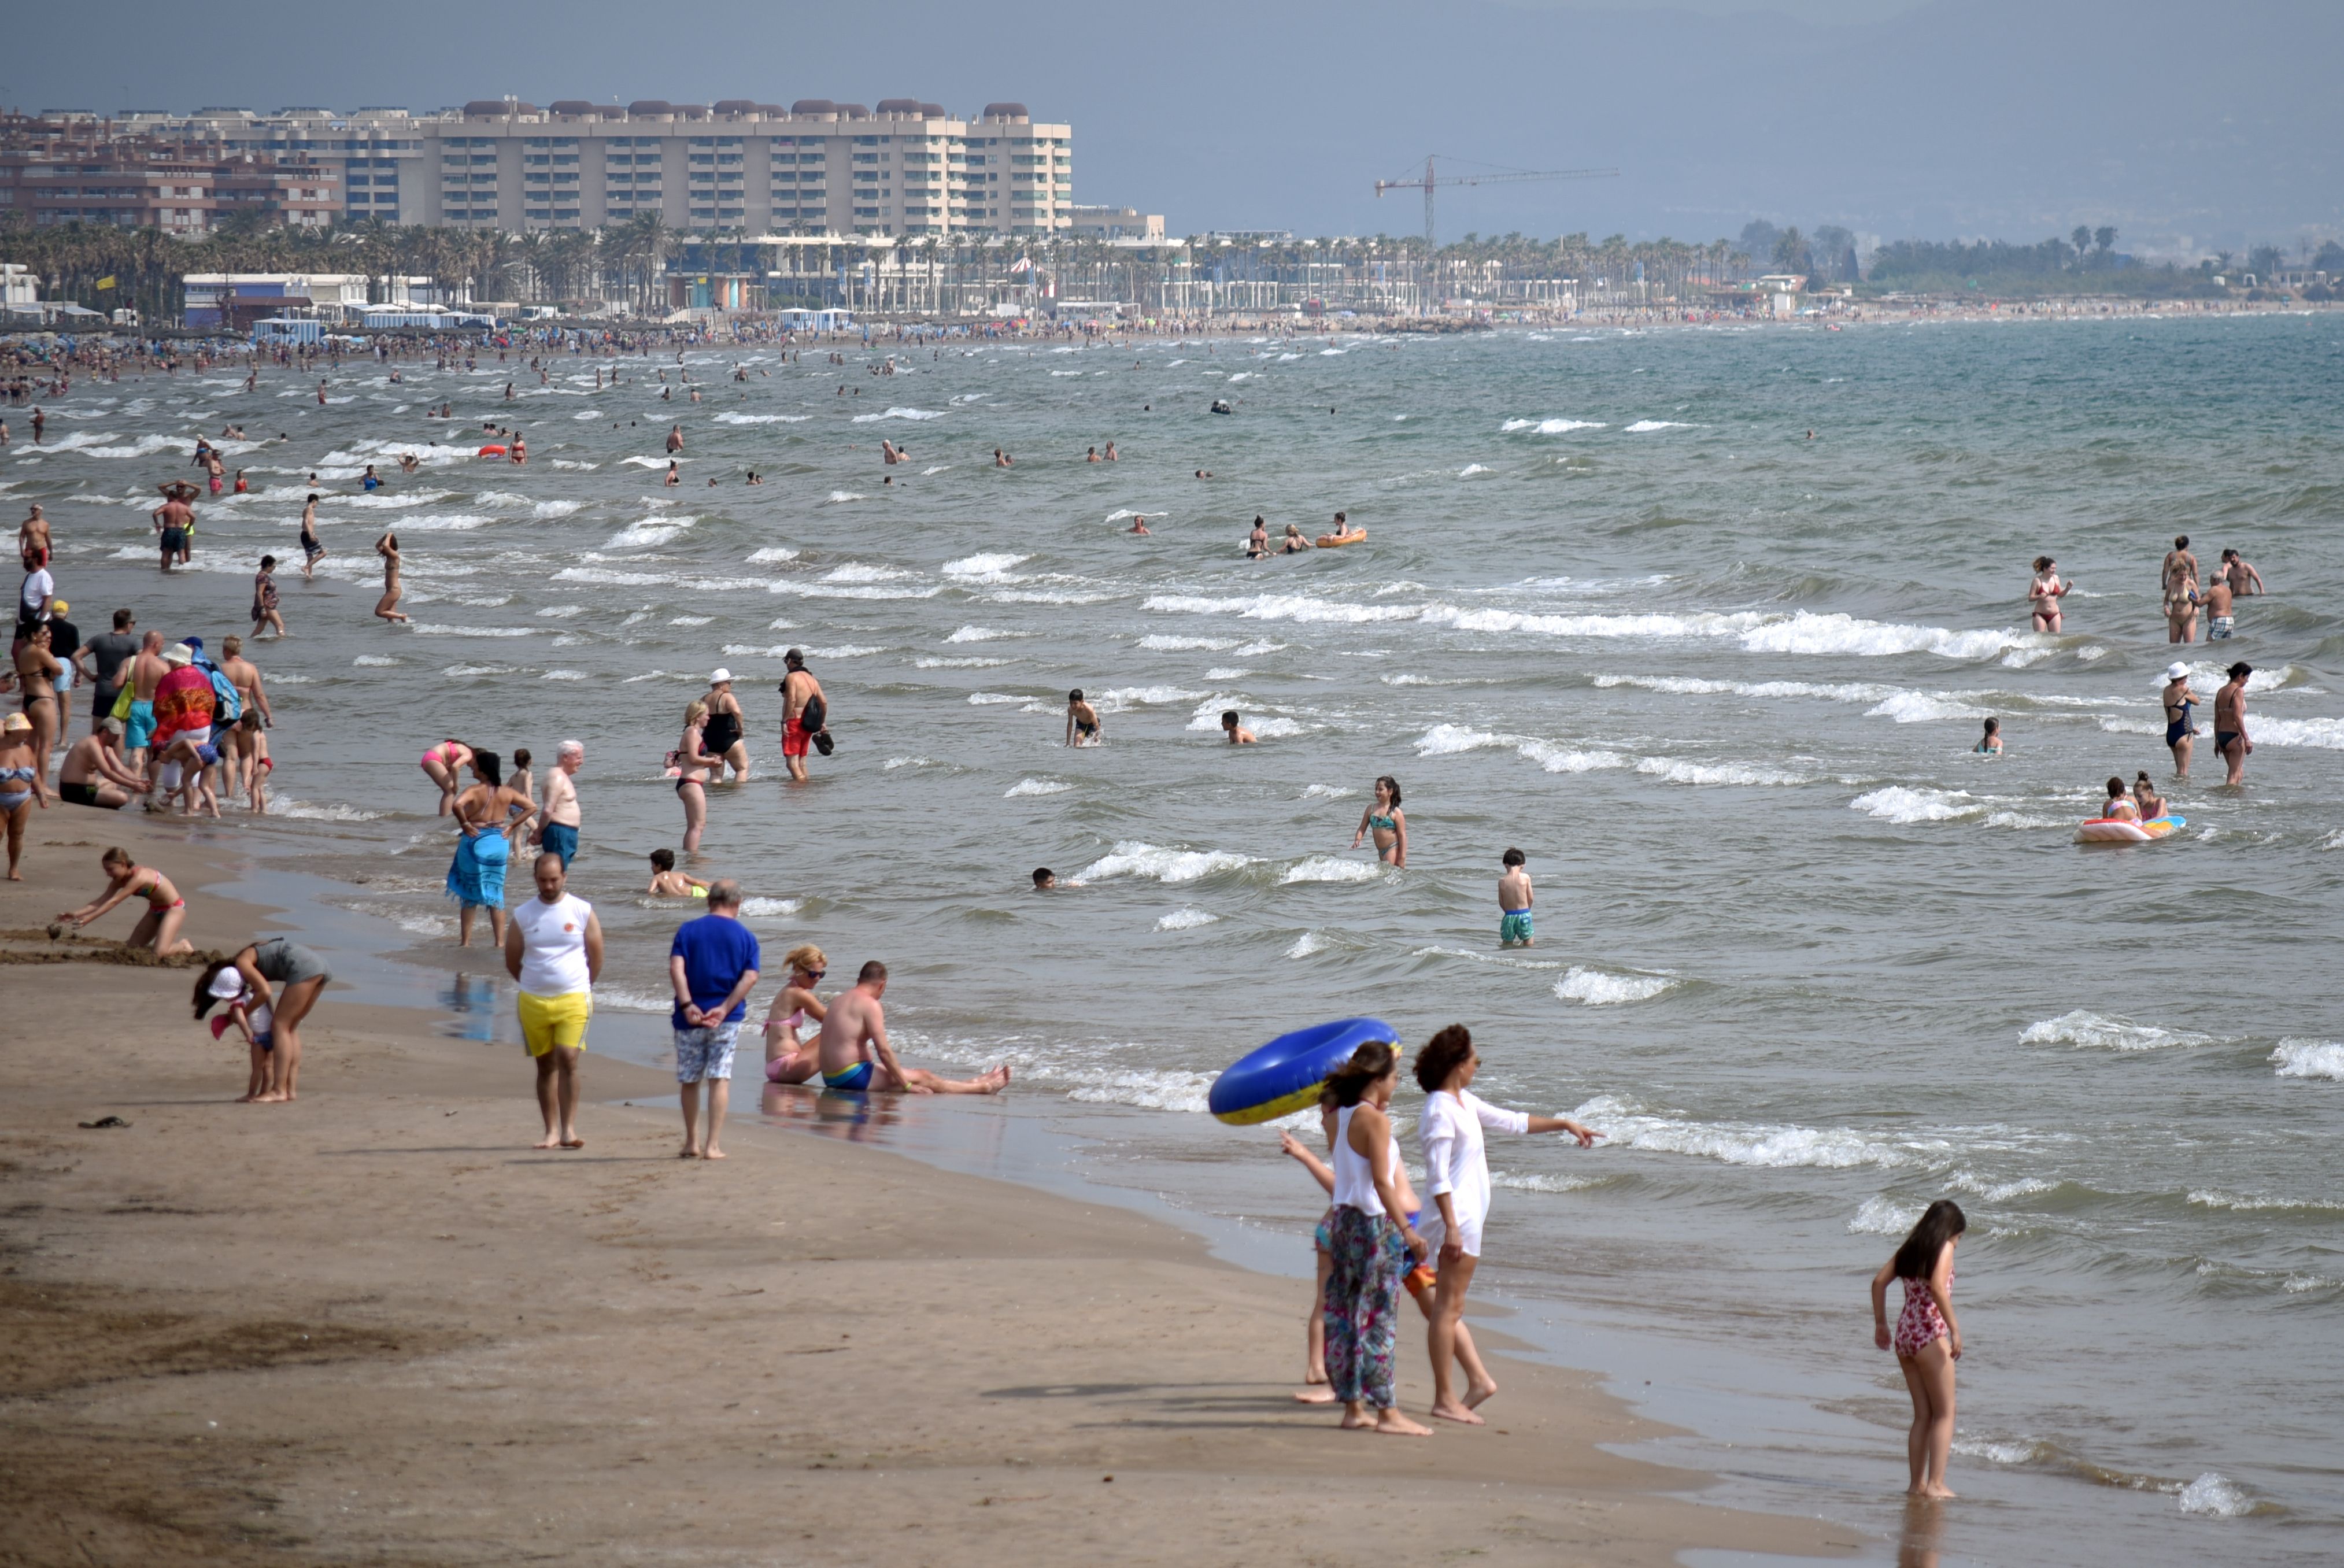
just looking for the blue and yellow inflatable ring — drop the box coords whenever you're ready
[1208,1017,1400,1126]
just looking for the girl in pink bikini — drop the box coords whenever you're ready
[1872,1199,1966,1498]
[761,945,830,1083]
[420,739,474,817]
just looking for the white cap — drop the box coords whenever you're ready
[2164,661,2191,681]
[709,668,733,685]
[208,967,246,1001]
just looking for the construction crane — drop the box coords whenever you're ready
[1376,156,1620,248]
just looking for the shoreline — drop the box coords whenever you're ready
[0,810,1862,1566]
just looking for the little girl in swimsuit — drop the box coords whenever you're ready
[1871,1199,1966,1499]
[56,846,193,955]
[1351,775,1408,868]
[761,945,830,1083]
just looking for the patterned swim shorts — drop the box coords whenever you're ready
[672,1021,741,1083]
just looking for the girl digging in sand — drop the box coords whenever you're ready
[56,846,193,955]
[1872,1200,1967,1499]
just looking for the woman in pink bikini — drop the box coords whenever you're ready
[1871,1199,1966,1499]
[760,944,829,1083]
[420,739,475,817]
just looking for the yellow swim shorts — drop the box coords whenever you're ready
[517,989,593,1056]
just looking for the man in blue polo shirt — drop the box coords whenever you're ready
[667,879,760,1159]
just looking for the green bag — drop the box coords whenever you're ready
[110,683,135,720]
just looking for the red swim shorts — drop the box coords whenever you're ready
[782,716,809,758]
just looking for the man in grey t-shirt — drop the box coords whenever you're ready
[82,609,142,734]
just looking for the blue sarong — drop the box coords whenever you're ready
[446,830,509,909]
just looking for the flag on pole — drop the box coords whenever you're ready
[95,276,117,290]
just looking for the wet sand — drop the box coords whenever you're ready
[0,811,1858,1565]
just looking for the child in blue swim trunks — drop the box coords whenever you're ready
[1498,848,1534,948]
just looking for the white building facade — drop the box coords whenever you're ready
[113,99,1072,237]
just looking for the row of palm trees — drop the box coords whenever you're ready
[1,209,1755,326]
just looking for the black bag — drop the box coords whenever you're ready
[801,693,827,733]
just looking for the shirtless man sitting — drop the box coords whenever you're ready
[812,961,1008,1095]
[57,719,147,808]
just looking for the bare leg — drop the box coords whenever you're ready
[1909,1340,1958,1497]
[1295,1245,1336,1401]
[457,904,477,946]
[680,781,705,853]
[2224,738,2246,787]
[679,1080,704,1156]
[2172,736,2191,780]
[724,742,750,781]
[1897,1354,1928,1492]
[554,1048,582,1146]
[423,759,456,814]
[533,1051,562,1147]
[487,907,507,948]
[1426,1255,1496,1422]
[701,1078,730,1158]
[243,1040,268,1101]
[3,801,25,880]
[899,1064,1010,1095]
[261,977,321,1102]
[154,902,191,955]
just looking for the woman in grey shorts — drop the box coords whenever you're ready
[233,937,331,1103]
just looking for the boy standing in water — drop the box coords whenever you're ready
[1498,849,1534,948]
[1064,689,1100,746]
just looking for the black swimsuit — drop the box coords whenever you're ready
[703,710,742,755]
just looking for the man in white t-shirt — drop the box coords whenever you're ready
[17,561,53,645]
[504,852,604,1150]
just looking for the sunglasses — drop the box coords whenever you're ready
[804,968,826,979]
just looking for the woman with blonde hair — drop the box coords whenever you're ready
[761,944,830,1083]
[673,698,721,853]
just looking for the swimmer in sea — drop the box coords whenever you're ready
[1245,517,1270,559]
[2220,548,2264,599]
[1975,717,2003,755]
[2202,574,2234,641]
[2132,772,2166,822]
[664,461,680,487]
[2027,556,2069,633]
[1127,514,1150,535]
[1065,689,1101,747]
[1351,775,1407,868]
[994,448,1013,467]
[298,494,326,579]
[2161,661,2199,779]
[1221,710,1257,745]
[2100,776,2140,822]
[1497,848,1533,946]
[373,532,410,622]
[1031,867,1056,890]
[1316,512,1365,548]
[1279,523,1312,554]
[646,847,709,898]
[2213,661,2252,787]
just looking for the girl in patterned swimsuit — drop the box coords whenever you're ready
[1872,1199,1967,1498]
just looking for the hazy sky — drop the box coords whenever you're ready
[8,0,2335,253]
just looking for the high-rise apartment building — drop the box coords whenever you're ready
[96,99,1071,237]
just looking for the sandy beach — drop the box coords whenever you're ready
[0,812,1855,1566]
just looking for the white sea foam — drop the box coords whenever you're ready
[1502,417,1606,434]
[1285,931,1330,959]
[915,656,1009,668]
[1415,723,1507,756]
[942,552,1030,581]
[1851,786,1981,822]
[713,412,808,424]
[1099,685,1203,709]
[406,624,536,638]
[1849,1196,1926,1234]
[1571,1094,1903,1169]
[882,756,937,771]
[2249,716,2344,750]
[1279,856,1380,885]
[1154,908,1221,931]
[1138,634,1238,652]
[738,897,802,918]
[1005,778,1074,797]
[947,626,1016,642]
[353,654,400,667]
[1866,691,1989,724]
[2271,1039,2344,1081]
[1076,840,1256,883]
[605,517,692,549]
[849,406,942,422]
[1458,464,1492,476]
[1638,757,1803,787]
[967,692,1025,705]
[2175,1473,2253,1518]
[746,546,799,563]
[1624,419,1692,432]
[1554,967,1676,1005]
[264,796,384,823]
[542,670,587,681]
[1064,1068,1218,1115]
[2023,1011,2212,1052]
[1739,611,2038,663]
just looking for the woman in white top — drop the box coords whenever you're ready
[1318,1040,1432,1436]
[504,852,604,1150]
[1414,1025,1600,1424]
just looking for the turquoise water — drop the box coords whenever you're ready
[16,312,2343,1562]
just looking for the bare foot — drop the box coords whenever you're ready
[560,1137,585,1150]
[1428,1399,1485,1426]
[1304,1364,1329,1385]
[1292,1388,1339,1404]
[702,1146,726,1160]
[1373,1408,1435,1437]
[981,1064,1011,1093]
[1339,1408,1376,1430]
[533,1133,561,1149]
[678,1145,699,1159]
[253,1091,288,1104]
[1913,1484,1957,1500]
[1463,1377,1499,1410]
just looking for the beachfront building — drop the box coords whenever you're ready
[0,115,339,232]
[45,101,1073,238]
[1066,205,1164,241]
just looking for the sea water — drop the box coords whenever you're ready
[17,315,2343,1563]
